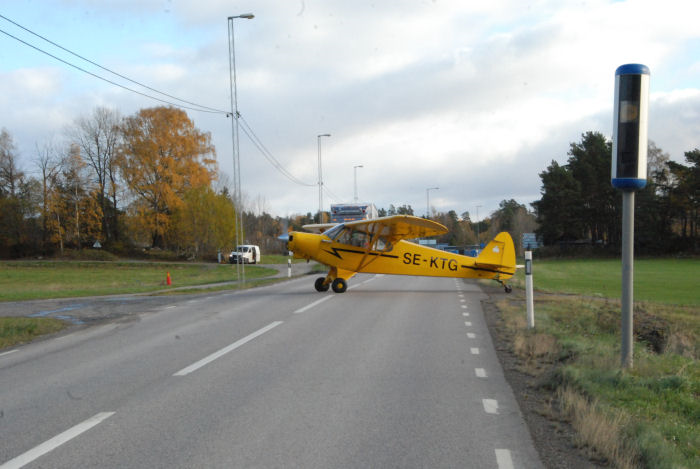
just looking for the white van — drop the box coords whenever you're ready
[228,245,261,264]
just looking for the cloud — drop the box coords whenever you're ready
[3,0,699,217]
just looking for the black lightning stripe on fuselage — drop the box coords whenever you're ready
[323,247,399,260]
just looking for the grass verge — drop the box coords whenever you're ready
[0,317,67,349]
[509,258,699,306]
[0,261,278,301]
[496,294,698,468]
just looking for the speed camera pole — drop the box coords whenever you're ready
[611,63,650,369]
[621,190,635,368]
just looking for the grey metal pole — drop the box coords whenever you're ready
[353,164,363,202]
[317,134,330,223]
[426,187,438,218]
[227,17,241,284]
[228,13,255,284]
[621,190,635,368]
[476,205,482,247]
[228,13,254,286]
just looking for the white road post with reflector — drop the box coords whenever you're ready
[525,251,534,329]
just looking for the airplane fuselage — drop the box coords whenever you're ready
[288,232,513,280]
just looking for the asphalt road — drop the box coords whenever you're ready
[0,274,543,468]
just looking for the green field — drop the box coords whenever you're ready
[0,261,278,301]
[510,258,699,305]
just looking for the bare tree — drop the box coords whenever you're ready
[68,107,122,241]
[34,141,62,251]
[0,128,23,197]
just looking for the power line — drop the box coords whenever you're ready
[1,14,331,196]
[323,185,342,203]
[0,14,227,114]
[0,26,226,115]
[238,115,316,187]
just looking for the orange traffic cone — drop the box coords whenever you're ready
[166,272,172,285]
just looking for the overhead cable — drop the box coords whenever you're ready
[0,14,329,195]
[0,27,226,114]
[0,14,227,114]
[239,115,316,187]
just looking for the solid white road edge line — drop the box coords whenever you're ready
[0,412,115,469]
[174,321,283,376]
[0,349,18,358]
[294,296,333,314]
[495,448,514,469]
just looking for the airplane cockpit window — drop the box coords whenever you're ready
[374,236,393,251]
[323,224,345,240]
[326,225,392,251]
[334,227,352,245]
[349,231,369,247]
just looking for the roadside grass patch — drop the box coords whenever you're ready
[0,317,67,349]
[510,258,700,306]
[260,254,306,264]
[0,261,277,301]
[153,271,287,296]
[497,295,699,468]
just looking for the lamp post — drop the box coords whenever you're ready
[426,187,439,218]
[476,204,482,248]
[317,133,331,223]
[353,164,363,202]
[228,12,254,283]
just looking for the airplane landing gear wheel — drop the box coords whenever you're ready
[331,278,347,293]
[504,285,512,293]
[314,277,330,292]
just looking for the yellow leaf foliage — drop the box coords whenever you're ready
[118,107,217,247]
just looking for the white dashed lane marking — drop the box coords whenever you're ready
[483,399,499,414]
[495,449,514,469]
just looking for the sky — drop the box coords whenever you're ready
[1,0,699,220]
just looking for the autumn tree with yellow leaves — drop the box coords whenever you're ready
[117,107,218,249]
[170,186,237,258]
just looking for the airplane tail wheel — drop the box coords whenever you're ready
[314,277,330,292]
[331,278,347,293]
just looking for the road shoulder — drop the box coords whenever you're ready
[480,283,606,469]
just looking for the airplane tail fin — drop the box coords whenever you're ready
[474,232,516,280]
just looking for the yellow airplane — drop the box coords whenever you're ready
[287,215,516,293]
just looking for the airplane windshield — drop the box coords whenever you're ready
[323,224,345,240]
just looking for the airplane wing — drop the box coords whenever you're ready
[301,223,337,233]
[342,215,447,242]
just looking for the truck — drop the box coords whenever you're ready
[228,245,261,264]
[330,203,378,224]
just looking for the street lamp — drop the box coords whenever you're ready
[475,204,482,247]
[228,12,254,283]
[426,187,439,218]
[317,133,331,223]
[353,164,363,202]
